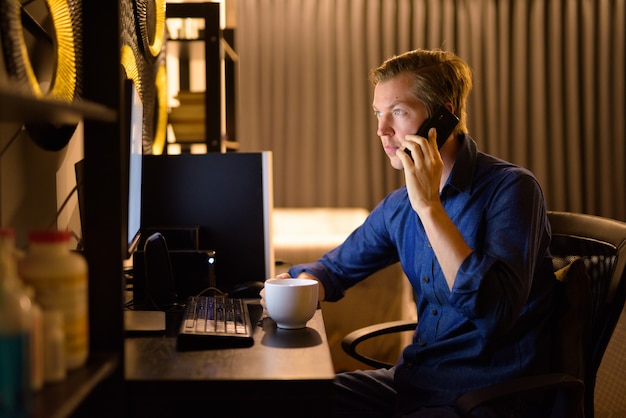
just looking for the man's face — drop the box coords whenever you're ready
[372,73,428,170]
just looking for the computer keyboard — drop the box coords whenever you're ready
[176,294,260,350]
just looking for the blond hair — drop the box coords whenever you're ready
[370,49,473,132]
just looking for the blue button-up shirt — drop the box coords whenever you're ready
[289,134,556,406]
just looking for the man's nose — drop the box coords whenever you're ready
[377,117,393,137]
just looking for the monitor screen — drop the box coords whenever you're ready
[140,152,274,292]
[74,80,143,258]
[125,80,143,257]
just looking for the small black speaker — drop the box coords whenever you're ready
[142,232,178,309]
[138,226,200,251]
[133,248,215,309]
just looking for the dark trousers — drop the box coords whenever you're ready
[333,367,526,418]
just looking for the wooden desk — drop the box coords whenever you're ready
[125,306,335,417]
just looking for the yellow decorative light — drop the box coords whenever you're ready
[152,63,168,154]
[120,45,141,89]
[2,0,78,101]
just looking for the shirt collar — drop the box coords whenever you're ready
[444,133,478,194]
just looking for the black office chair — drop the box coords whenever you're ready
[342,211,626,418]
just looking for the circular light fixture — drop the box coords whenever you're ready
[134,0,166,59]
[0,0,81,151]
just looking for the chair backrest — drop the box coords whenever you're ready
[547,211,626,418]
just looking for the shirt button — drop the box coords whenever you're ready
[432,309,438,315]
[423,277,430,283]
[419,341,426,346]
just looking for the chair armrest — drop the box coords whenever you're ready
[454,373,584,418]
[343,322,584,417]
[341,320,417,369]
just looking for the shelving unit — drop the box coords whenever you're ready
[0,82,121,418]
[31,353,119,418]
[166,2,222,153]
[1,0,150,415]
[0,3,123,418]
[165,2,238,153]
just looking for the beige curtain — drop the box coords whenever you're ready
[236,0,626,221]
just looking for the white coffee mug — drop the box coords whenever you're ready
[264,278,319,329]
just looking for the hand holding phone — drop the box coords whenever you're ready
[404,105,459,160]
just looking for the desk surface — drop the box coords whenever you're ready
[125,305,336,417]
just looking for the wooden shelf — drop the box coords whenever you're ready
[166,2,222,152]
[31,351,120,418]
[0,86,117,124]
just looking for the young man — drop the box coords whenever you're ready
[263,49,556,417]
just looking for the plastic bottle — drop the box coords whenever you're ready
[18,230,89,371]
[0,228,33,418]
[24,286,44,391]
[43,310,67,383]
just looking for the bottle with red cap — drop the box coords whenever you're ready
[18,230,89,371]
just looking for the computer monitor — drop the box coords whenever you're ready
[124,80,143,257]
[140,151,274,292]
[75,79,143,259]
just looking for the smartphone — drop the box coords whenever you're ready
[404,105,459,160]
